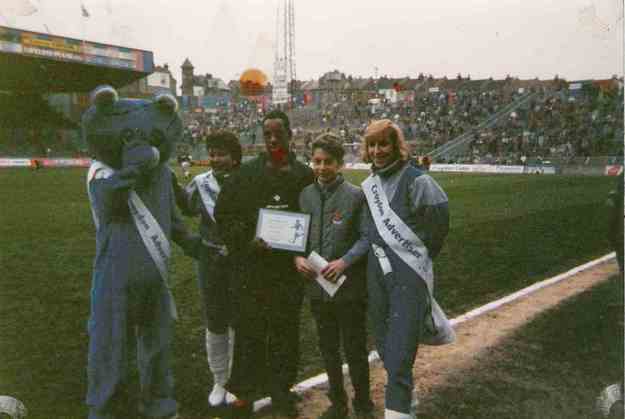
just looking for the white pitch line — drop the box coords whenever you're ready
[252,252,616,412]
[450,252,616,326]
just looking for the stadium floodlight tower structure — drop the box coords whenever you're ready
[272,0,296,107]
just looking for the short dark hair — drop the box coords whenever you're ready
[311,133,345,164]
[262,110,291,138]
[205,130,242,166]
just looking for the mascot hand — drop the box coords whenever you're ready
[108,166,141,190]
[122,139,160,175]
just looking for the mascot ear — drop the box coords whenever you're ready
[90,85,119,108]
[154,93,179,114]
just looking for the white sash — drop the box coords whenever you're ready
[192,170,220,222]
[87,160,178,320]
[363,173,433,287]
[362,172,455,345]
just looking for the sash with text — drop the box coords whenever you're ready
[87,161,178,320]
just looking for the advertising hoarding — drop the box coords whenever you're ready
[0,26,153,73]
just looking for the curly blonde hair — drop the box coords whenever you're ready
[360,119,410,164]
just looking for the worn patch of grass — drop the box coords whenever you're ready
[418,275,624,419]
[0,167,615,418]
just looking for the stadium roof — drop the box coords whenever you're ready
[0,26,154,94]
[0,92,78,129]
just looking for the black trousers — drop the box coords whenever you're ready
[227,270,304,402]
[310,299,371,408]
[197,248,231,333]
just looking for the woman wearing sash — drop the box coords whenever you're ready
[174,131,242,408]
[360,120,455,419]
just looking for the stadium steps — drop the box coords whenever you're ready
[426,91,538,160]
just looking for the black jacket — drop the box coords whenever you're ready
[214,152,314,277]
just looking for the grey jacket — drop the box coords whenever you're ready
[299,175,369,301]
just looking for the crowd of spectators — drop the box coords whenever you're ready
[1,77,621,167]
[181,101,264,150]
[446,87,623,165]
[286,81,623,165]
[289,87,513,150]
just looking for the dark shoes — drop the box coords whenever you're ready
[230,399,254,419]
[318,403,349,419]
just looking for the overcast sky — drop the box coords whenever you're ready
[1,0,622,84]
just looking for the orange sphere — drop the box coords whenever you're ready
[239,68,268,97]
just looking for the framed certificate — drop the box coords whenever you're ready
[256,209,311,252]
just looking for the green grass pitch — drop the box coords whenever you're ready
[0,167,616,418]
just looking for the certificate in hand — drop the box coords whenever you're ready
[256,209,311,252]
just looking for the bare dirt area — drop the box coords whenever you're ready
[261,259,619,419]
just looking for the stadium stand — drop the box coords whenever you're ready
[0,25,154,159]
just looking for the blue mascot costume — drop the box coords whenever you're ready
[83,85,199,419]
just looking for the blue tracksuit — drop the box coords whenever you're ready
[365,160,449,414]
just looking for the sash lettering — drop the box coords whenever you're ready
[87,160,178,320]
[363,174,433,286]
[363,173,455,345]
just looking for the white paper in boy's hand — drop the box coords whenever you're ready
[307,251,346,298]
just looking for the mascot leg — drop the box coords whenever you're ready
[136,288,177,418]
[86,272,133,419]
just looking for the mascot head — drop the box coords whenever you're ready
[82,85,182,171]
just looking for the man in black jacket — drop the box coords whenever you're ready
[215,110,314,417]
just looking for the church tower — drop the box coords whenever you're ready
[181,58,194,96]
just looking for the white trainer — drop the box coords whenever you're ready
[208,383,238,406]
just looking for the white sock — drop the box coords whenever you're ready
[384,408,413,419]
[206,329,237,406]
[206,330,229,384]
